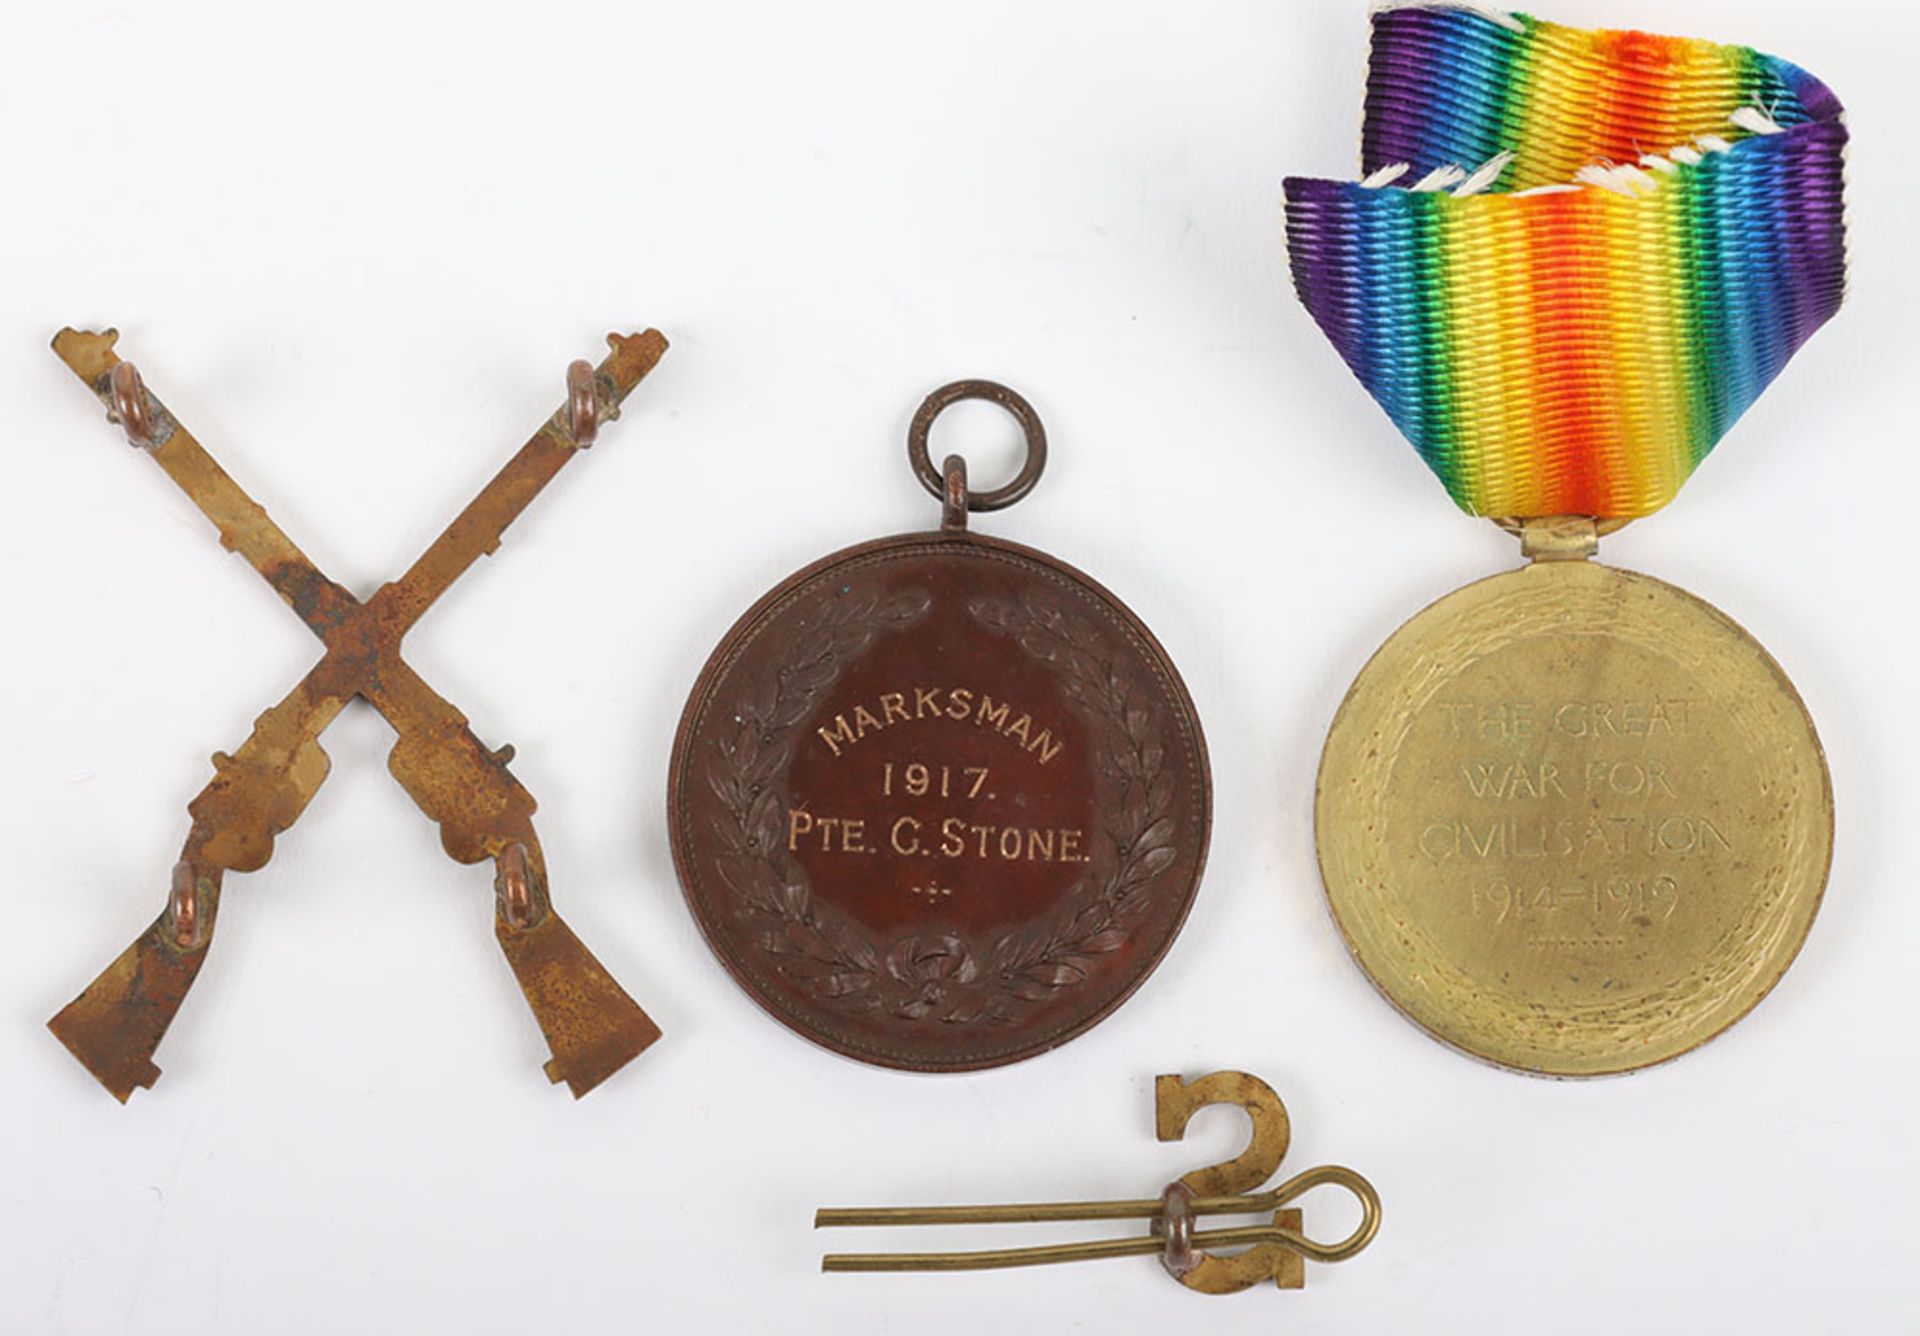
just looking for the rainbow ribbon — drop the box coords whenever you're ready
[1284,5,1847,519]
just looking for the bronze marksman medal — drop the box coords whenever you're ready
[1283,8,1846,1075]
[669,381,1209,1070]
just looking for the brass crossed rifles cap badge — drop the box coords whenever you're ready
[47,328,668,1101]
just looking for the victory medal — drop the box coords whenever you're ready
[1285,7,1847,1075]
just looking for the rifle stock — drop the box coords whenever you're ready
[48,872,221,1102]
[50,674,340,1101]
[379,663,661,1095]
[497,901,663,1098]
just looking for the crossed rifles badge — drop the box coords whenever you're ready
[47,327,667,1101]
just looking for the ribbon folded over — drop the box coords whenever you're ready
[1284,4,1847,519]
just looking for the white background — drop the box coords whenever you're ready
[2,1,1914,1332]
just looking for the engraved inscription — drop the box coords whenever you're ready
[1440,699,1695,740]
[691,575,1195,1036]
[815,686,1066,765]
[1408,695,1729,949]
[804,689,1087,892]
[787,743,1093,899]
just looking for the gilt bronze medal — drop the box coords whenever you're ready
[668,381,1209,1070]
[1316,529,1831,1075]
[1285,7,1846,1074]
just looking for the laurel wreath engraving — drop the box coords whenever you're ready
[704,583,1179,1027]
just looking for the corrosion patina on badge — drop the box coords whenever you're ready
[669,381,1209,1070]
[1284,6,1847,1075]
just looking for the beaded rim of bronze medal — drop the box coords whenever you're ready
[1315,551,1832,1077]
